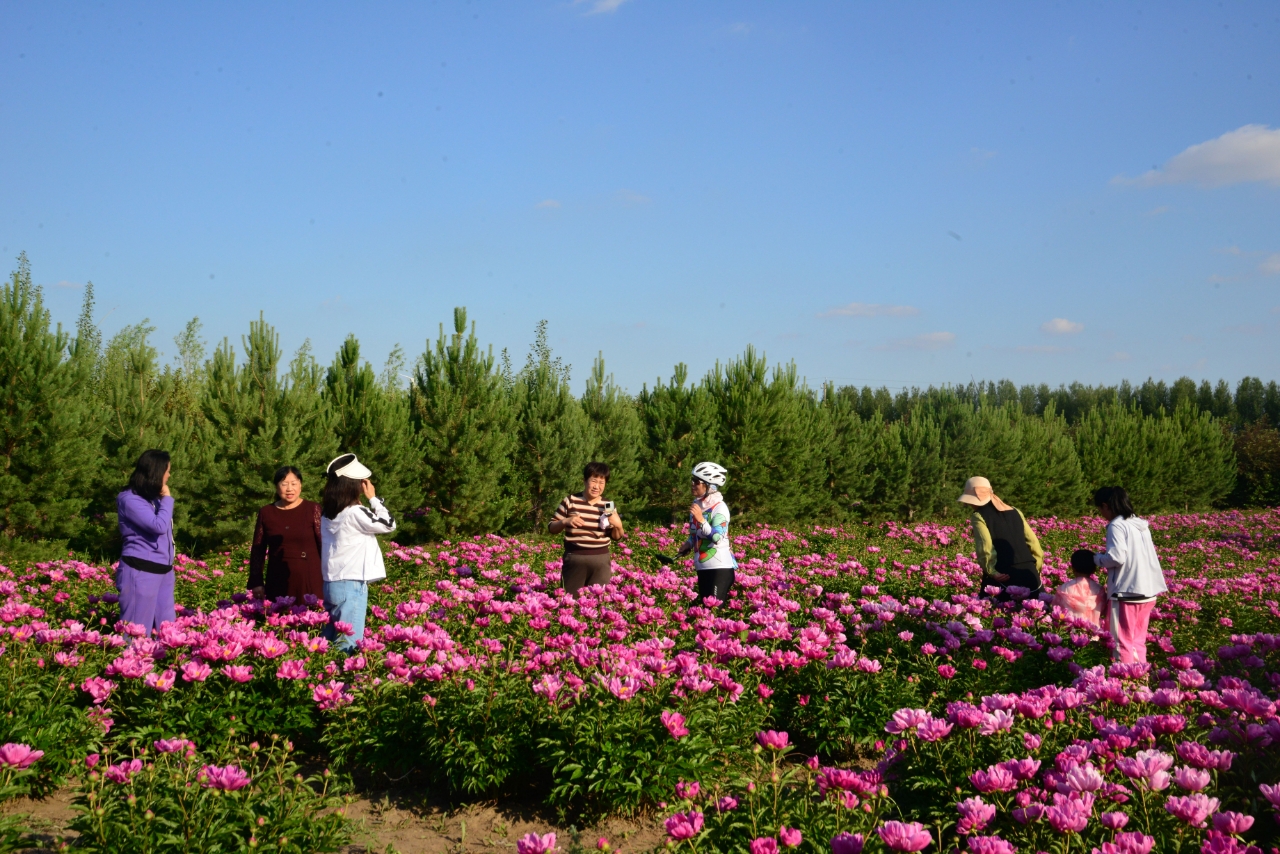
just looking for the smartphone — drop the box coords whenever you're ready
[602,501,615,514]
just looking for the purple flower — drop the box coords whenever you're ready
[1210,812,1254,835]
[1165,793,1219,827]
[675,780,700,800]
[877,820,932,852]
[664,811,704,841]
[830,832,864,854]
[957,797,997,835]
[1099,811,1129,830]
[970,765,1017,793]
[779,826,802,848]
[750,839,778,854]
[0,743,44,770]
[1259,783,1280,809]
[153,739,195,755]
[1062,763,1105,794]
[516,832,557,854]
[966,836,1015,854]
[756,730,790,751]
[201,764,251,791]
[716,796,738,812]
[916,718,953,742]
[1111,831,1155,854]
[1174,766,1212,792]
[104,759,142,784]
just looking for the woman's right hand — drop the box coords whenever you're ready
[161,481,171,498]
[361,479,377,500]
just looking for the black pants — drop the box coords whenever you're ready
[696,568,735,605]
[561,553,613,594]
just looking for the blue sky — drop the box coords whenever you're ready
[3,1,1278,394]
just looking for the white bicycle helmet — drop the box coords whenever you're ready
[692,461,728,488]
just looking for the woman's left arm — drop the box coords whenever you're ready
[1019,511,1044,571]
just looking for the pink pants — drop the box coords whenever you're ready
[1109,599,1156,664]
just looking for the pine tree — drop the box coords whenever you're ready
[0,255,101,541]
[822,385,885,520]
[411,308,520,538]
[882,408,947,521]
[637,364,722,520]
[323,335,421,515]
[511,321,595,529]
[581,354,644,512]
[414,307,524,535]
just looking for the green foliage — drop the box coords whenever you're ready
[1232,420,1280,507]
[637,364,722,521]
[0,254,101,541]
[411,308,520,538]
[581,354,645,513]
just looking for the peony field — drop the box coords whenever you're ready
[2,510,1280,854]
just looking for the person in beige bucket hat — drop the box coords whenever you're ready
[959,476,1044,599]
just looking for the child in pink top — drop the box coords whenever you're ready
[1051,549,1107,628]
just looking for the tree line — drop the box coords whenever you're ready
[0,254,1274,557]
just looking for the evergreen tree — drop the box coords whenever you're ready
[877,409,947,521]
[581,354,644,512]
[411,308,520,538]
[323,335,421,514]
[822,385,886,520]
[511,321,595,529]
[1161,401,1236,510]
[0,255,101,541]
[636,364,722,520]
[1232,422,1280,507]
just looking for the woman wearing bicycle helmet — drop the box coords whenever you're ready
[675,462,736,605]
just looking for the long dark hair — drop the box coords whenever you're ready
[1092,486,1136,519]
[128,450,171,501]
[322,475,362,520]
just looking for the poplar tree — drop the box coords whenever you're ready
[0,255,100,541]
[581,354,644,512]
[411,308,519,538]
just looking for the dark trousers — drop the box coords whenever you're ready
[561,553,613,594]
[696,568,735,605]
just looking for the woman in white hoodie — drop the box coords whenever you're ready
[320,454,396,652]
[1092,486,1167,664]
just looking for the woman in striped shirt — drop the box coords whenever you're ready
[549,461,624,594]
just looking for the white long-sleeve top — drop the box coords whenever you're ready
[321,497,396,583]
[1093,515,1168,602]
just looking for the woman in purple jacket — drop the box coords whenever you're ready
[116,450,176,636]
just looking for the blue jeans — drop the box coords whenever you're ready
[323,580,369,652]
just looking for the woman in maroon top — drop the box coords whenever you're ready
[248,466,324,602]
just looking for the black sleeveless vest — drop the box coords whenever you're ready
[975,502,1041,592]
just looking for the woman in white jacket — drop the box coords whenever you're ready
[1092,486,1167,665]
[321,454,396,652]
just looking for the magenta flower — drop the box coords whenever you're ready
[965,836,1015,854]
[662,710,690,739]
[104,759,142,784]
[1211,812,1254,835]
[153,738,195,755]
[675,780,700,800]
[1110,832,1155,854]
[970,765,1017,794]
[80,676,117,704]
[957,796,996,835]
[143,669,176,692]
[830,832,864,854]
[201,764,251,791]
[1045,798,1091,834]
[1258,783,1280,809]
[877,820,932,852]
[664,811,704,841]
[1099,811,1129,830]
[916,718,953,742]
[84,754,100,769]
[937,664,957,679]
[0,743,43,770]
[756,730,790,751]
[1174,766,1211,792]
[516,832,557,854]
[749,839,778,854]
[779,826,802,848]
[716,796,738,812]
[276,659,308,680]
[1165,793,1219,827]
[221,664,253,683]
[180,661,212,682]
[1062,763,1105,794]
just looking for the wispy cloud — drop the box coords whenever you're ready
[50,280,83,289]
[1114,124,1280,188]
[725,22,751,35]
[1145,205,1171,217]
[1015,345,1073,354]
[1260,253,1280,275]
[876,331,955,351]
[615,189,651,206]
[535,199,561,209]
[1223,323,1265,336]
[820,302,919,319]
[576,0,632,15]
[1041,317,1084,335]
[1108,351,1131,362]
[1182,334,1203,343]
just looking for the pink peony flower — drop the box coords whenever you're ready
[1099,811,1129,830]
[1165,793,1219,827]
[84,754,100,769]
[276,659,308,680]
[1210,812,1254,835]
[779,826,802,848]
[221,664,253,683]
[662,710,690,739]
[80,676,117,704]
[104,758,142,784]
[957,796,996,835]
[516,832,558,854]
[664,811,704,841]
[716,796,738,812]
[153,738,195,755]
[970,765,1018,793]
[0,743,43,770]
[877,820,932,852]
[757,730,790,751]
[1174,766,1212,792]
[966,836,1015,854]
[675,780,700,800]
[201,764,251,791]
[180,661,212,682]
[750,839,778,854]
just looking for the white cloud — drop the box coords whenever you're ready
[535,199,561,209]
[1144,205,1171,216]
[615,189,651,206]
[820,302,919,318]
[1041,317,1084,335]
[876,331,955,351]
[1115,124,1280,188]
[1108,351,1131,362]
[576,0,631,14]
[1260,253,1280,275]
[1015,345,1073,354]
[725,22,751,35]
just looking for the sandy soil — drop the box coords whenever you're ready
[2,789,666,854]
